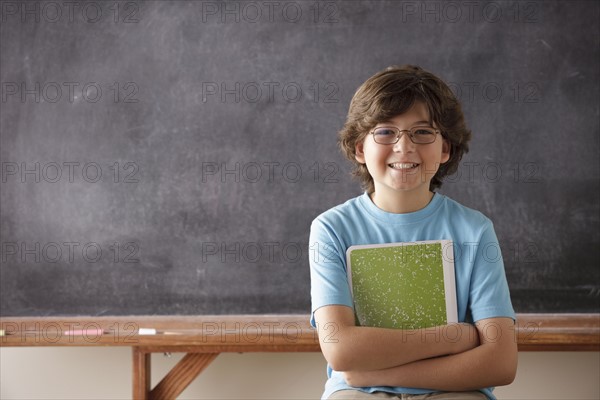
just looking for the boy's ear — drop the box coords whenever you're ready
[440,137,451,164]
[355,140,366,164]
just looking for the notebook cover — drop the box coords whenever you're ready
[346,240,457,330]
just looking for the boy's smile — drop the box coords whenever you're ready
[354,101,450,213]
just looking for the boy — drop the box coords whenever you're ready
[309,65,517,400]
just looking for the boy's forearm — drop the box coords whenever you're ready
[343,318,518,390]
[346,342,515,390]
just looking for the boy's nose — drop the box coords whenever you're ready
[393,133,416,152]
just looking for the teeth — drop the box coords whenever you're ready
[389,163,418,169]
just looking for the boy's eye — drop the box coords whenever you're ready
[414,128,433,136]
[374,128,396,136]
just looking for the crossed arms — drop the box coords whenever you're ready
[314,305,517,390]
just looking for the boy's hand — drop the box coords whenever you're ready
[451,323,480,354]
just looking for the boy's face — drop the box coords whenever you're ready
[355,101,450,203]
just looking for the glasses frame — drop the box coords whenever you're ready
[369,126,441,145]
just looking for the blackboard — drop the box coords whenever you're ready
[1,0,598,316]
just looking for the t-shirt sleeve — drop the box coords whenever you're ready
[308,217,354,328]
[468,220,516,323]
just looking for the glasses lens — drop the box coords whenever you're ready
[411,128,436,144]
[372,128,398,144]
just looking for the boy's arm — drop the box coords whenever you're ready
[342,317,518,390]
[314,304,480,371]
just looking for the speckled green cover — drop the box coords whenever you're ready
[347,240,456,330]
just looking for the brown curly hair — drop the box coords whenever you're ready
[338,65,471,193]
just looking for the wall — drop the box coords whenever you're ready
[1,348,599,399]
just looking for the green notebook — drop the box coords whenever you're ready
[346,240,457,330]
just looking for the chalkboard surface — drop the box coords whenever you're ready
[1,0,598,316]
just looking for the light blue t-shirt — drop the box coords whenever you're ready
[309,192,515,400]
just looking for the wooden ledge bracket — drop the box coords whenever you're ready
[133,348,218,400]
[133,348,151,399]
[151,353,218,399]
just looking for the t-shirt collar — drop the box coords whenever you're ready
[358,191,444,224]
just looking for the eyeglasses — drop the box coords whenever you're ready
[369,126,441,145]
